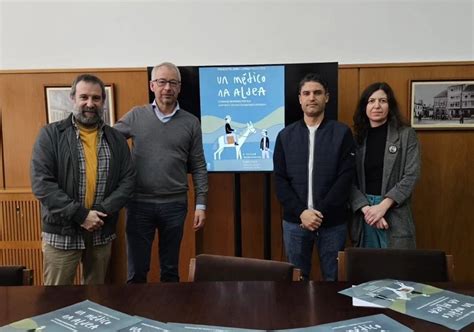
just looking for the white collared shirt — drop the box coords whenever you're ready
[151,100,180,123]
[307,124,319,209]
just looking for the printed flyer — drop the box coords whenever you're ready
[168,322,264,332]
[0,300,140,331]
[339,279,474,331]
[118,316,172,332]
[275,314,412,332]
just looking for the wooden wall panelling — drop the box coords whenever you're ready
[338,67,360,126]
[203,172,282,261]
[0,190,85,285]
[0,93,4,189]
[180,192,197,282]
[0,69,149,189]
[199,173,235,256]
[0,191,42,285]
[0,73,46,189]
[358,63,474,282]
[241,173,264,258]
[1,249,42,284]
[1,63,473,283]
[414,130,474,282]
[109,210,127,284]
[270,175,284,262]
[358,63,474,119]
[0,69,152,284]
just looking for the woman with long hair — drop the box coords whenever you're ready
[350,82,421,248]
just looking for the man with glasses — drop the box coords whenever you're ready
[115,62,208,283]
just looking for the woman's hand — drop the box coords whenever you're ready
[374,217,389,229]
[362,198,394,225]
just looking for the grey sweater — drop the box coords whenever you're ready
[114,105,208,205]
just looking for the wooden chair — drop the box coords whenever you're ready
[338,248,454,283]
[0,266,33,286]
[188,254,301,282]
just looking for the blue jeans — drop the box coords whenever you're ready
[126,200,187,283]
[283,220,347,281]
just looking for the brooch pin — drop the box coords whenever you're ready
[388,145,397,154]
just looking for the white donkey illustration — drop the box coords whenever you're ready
[214,122,256,160]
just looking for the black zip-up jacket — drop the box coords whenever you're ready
[30,115,135,236]
[273,118,355,227]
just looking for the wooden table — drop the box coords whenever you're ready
[0,281,473,331]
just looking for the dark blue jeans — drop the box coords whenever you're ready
[283,221,347,281]
[126,200,187,283]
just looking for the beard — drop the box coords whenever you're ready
[72,104,104,127]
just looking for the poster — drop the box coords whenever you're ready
[199,65,285,172]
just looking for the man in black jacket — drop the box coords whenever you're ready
[31,74,135,285]
[273,73,355,281]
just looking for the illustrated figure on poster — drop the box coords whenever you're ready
[214,121,256,160]
[225,115,238,145]
[382,281,430,301]
[367,291,395,302]
[260,129,270,159]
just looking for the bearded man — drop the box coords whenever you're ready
[31,74,135,285]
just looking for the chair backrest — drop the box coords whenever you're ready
[0,266,33,286]
[338,248,454,283]
[189,254,301,282]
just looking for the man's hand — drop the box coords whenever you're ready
[299,209,323,231]
[81,210,107,232]
[193,209,206,231]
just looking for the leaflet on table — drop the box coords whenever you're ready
[118,316,173,332]
[0,300,141,332]
[351,285,384,308]
[339,279,474,331]
[167,322,265,332]
[274,314,412,332]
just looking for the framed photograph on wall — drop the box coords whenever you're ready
[410,80,474,129]
[45,84,115,125]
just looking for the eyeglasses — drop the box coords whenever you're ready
[151,79,181,88]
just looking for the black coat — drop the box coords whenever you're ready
[273,118,355,227]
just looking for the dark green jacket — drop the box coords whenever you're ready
[31,115,135,236]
